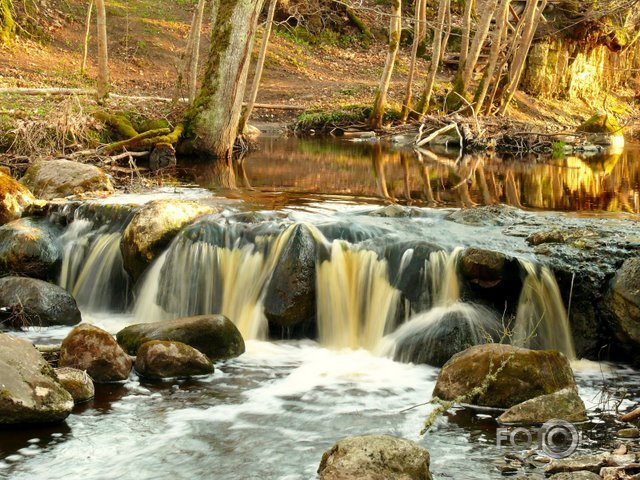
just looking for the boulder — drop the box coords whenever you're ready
[264,224,317,328]
[0,333,74,423]
[0,171,35,225]
[134,340,214,379]
[604,258,640,355]
[116,314,245,360]
[120,200,215,280]
[460,248,517,289]
[433,344,576,409]
[20,159,114,200]
[0,217,62,278]
[0,277,81,328]
[59,324,132,382]
[498,387,588,424]
[54,367,95,403]
[318,434,432,480]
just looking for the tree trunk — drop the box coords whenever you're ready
[188,0,207,103]
[462,0,499,90]
[0,0,15,45]
[369,0,402,129]
[418,0,448,117]
[239,0,277,133]
[439,2,452,64]
[186,0,265,160]
[95,0,109,102]
[81,0,93,75]
[459,0,474,69]
[400,0,424,122]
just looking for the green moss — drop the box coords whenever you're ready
[0,0,15,45]
[577,113,623,134]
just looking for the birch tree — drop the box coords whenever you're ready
[417,0,449,117]
[95,0,109,102]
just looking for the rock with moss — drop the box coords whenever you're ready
[60,324,132,383]
[433,344,577,409]
[120,200,215,280]
[117,314,245,360]
[0,277,81,328]
[318,434,432,480]
[0,333,74,424]
[0,171,36,225]
[134,340,214,379]
[54,367,95,403]
[577,113,624,146]
[0,217,62,278]
[20,159,114,200]
[498,387,587,424]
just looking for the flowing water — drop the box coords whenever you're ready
[2,139,640,479]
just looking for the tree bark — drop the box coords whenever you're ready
[186,0,265,160]
[462,0,499,90]
[369,0,402,129]
[459,0,474,69]
[81,0,93,76]
[418,0,448,117]
[188,0,206,103]
[95,0,109,102]
[239,0,277,133]
[400,0,424,122]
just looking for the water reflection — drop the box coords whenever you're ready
[191,137,640,213]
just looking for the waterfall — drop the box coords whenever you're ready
[429,247,463,307]
[513,260,576,359]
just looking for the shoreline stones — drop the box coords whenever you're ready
[0,333,74,424]
[318,434,432,480]
[134,340,213,379]
[116,314,245,360]
[0,171,36,225]
[54,367,95,403]
[60,324,132,382]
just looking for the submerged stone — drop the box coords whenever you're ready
[54,367,95,403]
[433,344,576,409]
[60,324,132,382]
[116,314,245,360]
[498,387,587,424]
[0,171,36,225]
[134,340,213,379]
[318,434,432,480]
[0,333,74,424]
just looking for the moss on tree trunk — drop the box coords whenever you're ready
[0,0,15,45]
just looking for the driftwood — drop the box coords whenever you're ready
[621,406,640,423]
[415,123,462,147]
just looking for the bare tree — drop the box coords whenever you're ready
[95,0,109,102]
[461,0,499,90]
[459,0,475,68]
[81,1,93,76]
[401,0,424,122]
[187,0,206,103]
[418,0,449,117]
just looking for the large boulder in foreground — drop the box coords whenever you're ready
[0,217,62,278]
[604,257,640,357]
[117,314,245,360]
[433,344,576,409]
[264,224,317,329]
[498,387,587,425]
[0,277,81,328]
[0,171,36,225]
[60,324,132,382]
[0,333,74,423]
[54,367,95,403]
[21,159,114,200]
[318,434,432,480]
[120,200,215,280]
[134,340,214,379]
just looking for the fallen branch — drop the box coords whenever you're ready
[102,127,171,154]
[416,123,461,147]
[621,406,640,423]
[0,87,94,95]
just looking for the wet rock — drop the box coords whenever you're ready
[0,277,81,328]
[264,224,317,328]
[54,367,95,403]
[604,258,640,357]
[368,205,428,218]
[387,303,502,367]
[433,344,576,409]
[447,205,528,227]
[545,455,607,474]
[317,221,391,244]
[134,340,213,379]
[60,324,132,382]
[21,159,114,200]
[0,171,36,225]
[548,473,601,479]
[527,229,571,246]
[0,333,74,423]
[318,434,432,480]
[121,199,215,280]
[498,387,587,424]
[617,428,640,439]
[460,248,520,288]
[116,314,245,360]
[0,217,62,278]
[600,464,640,479]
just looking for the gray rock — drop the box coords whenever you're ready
[0,171,36,225]
[549,472,602,479]
[604,258,640,352]
[318,434,432,480]
[264,224,317,328]
[447,205,528,227]
[0,333,73,423]
[0,217,62,278]
[460,248,515,288]
[54,367,95,403]
[0,277,81,328]
[60,324,132,382]
[498,388,588,424]
[116,314,245,360]
[20,159,114,200]
[134,340,213,379]
[546,455,607,474]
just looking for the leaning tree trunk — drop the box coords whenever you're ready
[461,0,499,91]
[0,0,15,45]
[81,0,94,75]
[418,0,448,117]
[95,0,109,102]
[459,0,474,69]
[369,0,401,129]
[186,0,265,161]
[187,0,207,103]
[400,0,424,122]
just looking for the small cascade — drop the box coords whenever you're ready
[316,242,401,350]
[429,247,463,307]
[513,260,576,359]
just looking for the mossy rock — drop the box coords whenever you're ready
[134,340,214,379]
[117,315,245,361]
[0,171,36,225]
[497,387,587,424]
[577,113,623,135]
[54,367,95,403]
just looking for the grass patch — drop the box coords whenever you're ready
[296,104,401,132]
